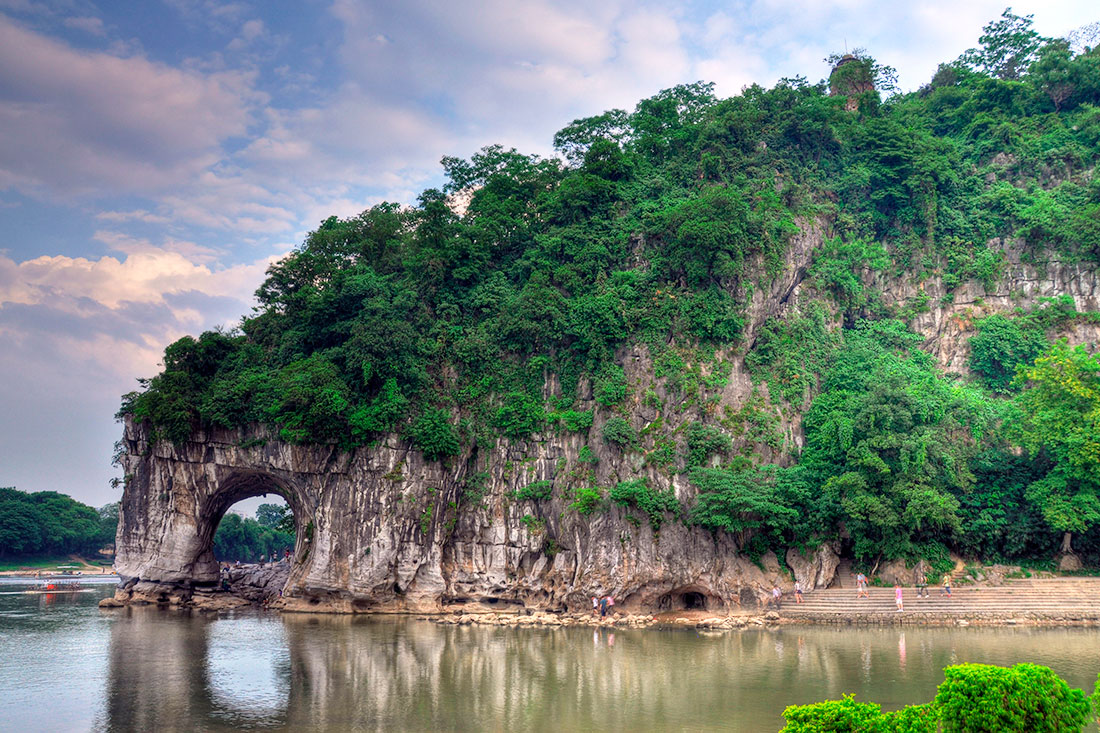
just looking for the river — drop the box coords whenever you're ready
[2,578,1098,732]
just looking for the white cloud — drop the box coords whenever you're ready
[0,14,260,195]
[94,209,172,224]
[0,242,277,310]
[61,15,104,35]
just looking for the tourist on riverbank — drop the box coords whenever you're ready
[604,595,614,616]
[592,596,599,616]
[895,583,904,611]
[772,585,782,610]
[915,570,928,598]
[941,574,952,597]
[794,581,804,604]
[599,596,608,617]
[856,572,868,599]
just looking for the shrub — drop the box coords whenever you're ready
[494,391,545,438]
[685,422,732,468]
[968,314,1047,393]
[407,408,461,461]
[569,487,604,515]
[593,363,630,406]
[780,695,889,733]
[514,480,553,502]
[608,478,681,530]
[559,409,594,432]
[602,416,637,450]
[935,663,1090,733]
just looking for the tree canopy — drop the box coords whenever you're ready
[118,11,1100,568]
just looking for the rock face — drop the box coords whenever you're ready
[111,233,1099,613]
[113,415,841,613]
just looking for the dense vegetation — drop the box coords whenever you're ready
[121,11,1100,568]
[780,663,1098,732]
[0,487,117,558]
[212,503,295,563]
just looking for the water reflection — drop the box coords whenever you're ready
[96,610,1100,733]
[2,581,1097,733]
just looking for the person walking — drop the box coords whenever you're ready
[941,573,952,597]
[599,596,608,618]
[856,572,869,599]
[604,595,615,617]
[894,583,904,612]
[772,585,782,610]
[592,596,599,616]
[794,581,804,604]
[915,569,928,598]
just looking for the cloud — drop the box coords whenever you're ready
[94,209,172,224]
[0,240,278,311]
[61,15,104,35]
[0,14,261,196]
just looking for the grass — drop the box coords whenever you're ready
[0,555,112,572]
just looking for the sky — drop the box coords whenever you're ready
[0,0,1096,512]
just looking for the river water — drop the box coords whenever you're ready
[2,578,1098,732]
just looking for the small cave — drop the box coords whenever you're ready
[655,587,712,612]
[682,591,707,610]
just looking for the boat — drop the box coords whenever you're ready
[43,565,84,578]
[27,580,86,593]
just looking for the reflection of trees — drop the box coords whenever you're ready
[101,612,1100,732]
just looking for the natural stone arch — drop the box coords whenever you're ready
[192,470,311,586]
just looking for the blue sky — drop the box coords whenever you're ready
[0,0,1096,511]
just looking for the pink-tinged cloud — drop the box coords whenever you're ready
[0,14,260,196]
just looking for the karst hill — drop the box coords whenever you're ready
[111,12,1100,613]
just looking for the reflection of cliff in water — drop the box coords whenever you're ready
[99,610,1100,732]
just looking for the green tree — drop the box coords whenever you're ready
[1013,340,1100,555]
[959,9,1048,80]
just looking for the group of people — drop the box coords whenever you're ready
[861,570,952,612]
[591,595,615,617]
[768,570,956,612]
[769,581,805,609]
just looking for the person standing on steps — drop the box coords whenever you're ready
[772,585,782,610]
[895,583,904,611]
[794,580,804,604]
[856,572,869,599]
[915,568,928,598]
[941,573,952,597]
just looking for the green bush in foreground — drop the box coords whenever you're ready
[781,663,1091,732]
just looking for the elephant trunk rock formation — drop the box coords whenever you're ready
[111,416,839,613]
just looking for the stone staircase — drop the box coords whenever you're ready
[782,577,1100,625]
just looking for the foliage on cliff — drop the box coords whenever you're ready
[121,11,1100,566]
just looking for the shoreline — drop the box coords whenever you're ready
[407,608,1100,630]
[100,593,1100,629]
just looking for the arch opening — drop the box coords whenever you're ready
[192,471,308,597]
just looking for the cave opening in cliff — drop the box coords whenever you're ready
[657,588,710,611]
[682,591,706,609]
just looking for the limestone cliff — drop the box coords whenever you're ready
[111,232,1100,614]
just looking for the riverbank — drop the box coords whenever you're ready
[0,554,114,577]
[99,573,1100,629]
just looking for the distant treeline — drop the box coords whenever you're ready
[212,503,295,563]
[0,487,117,558]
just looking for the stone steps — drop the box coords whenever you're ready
[779,578,1100,623]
